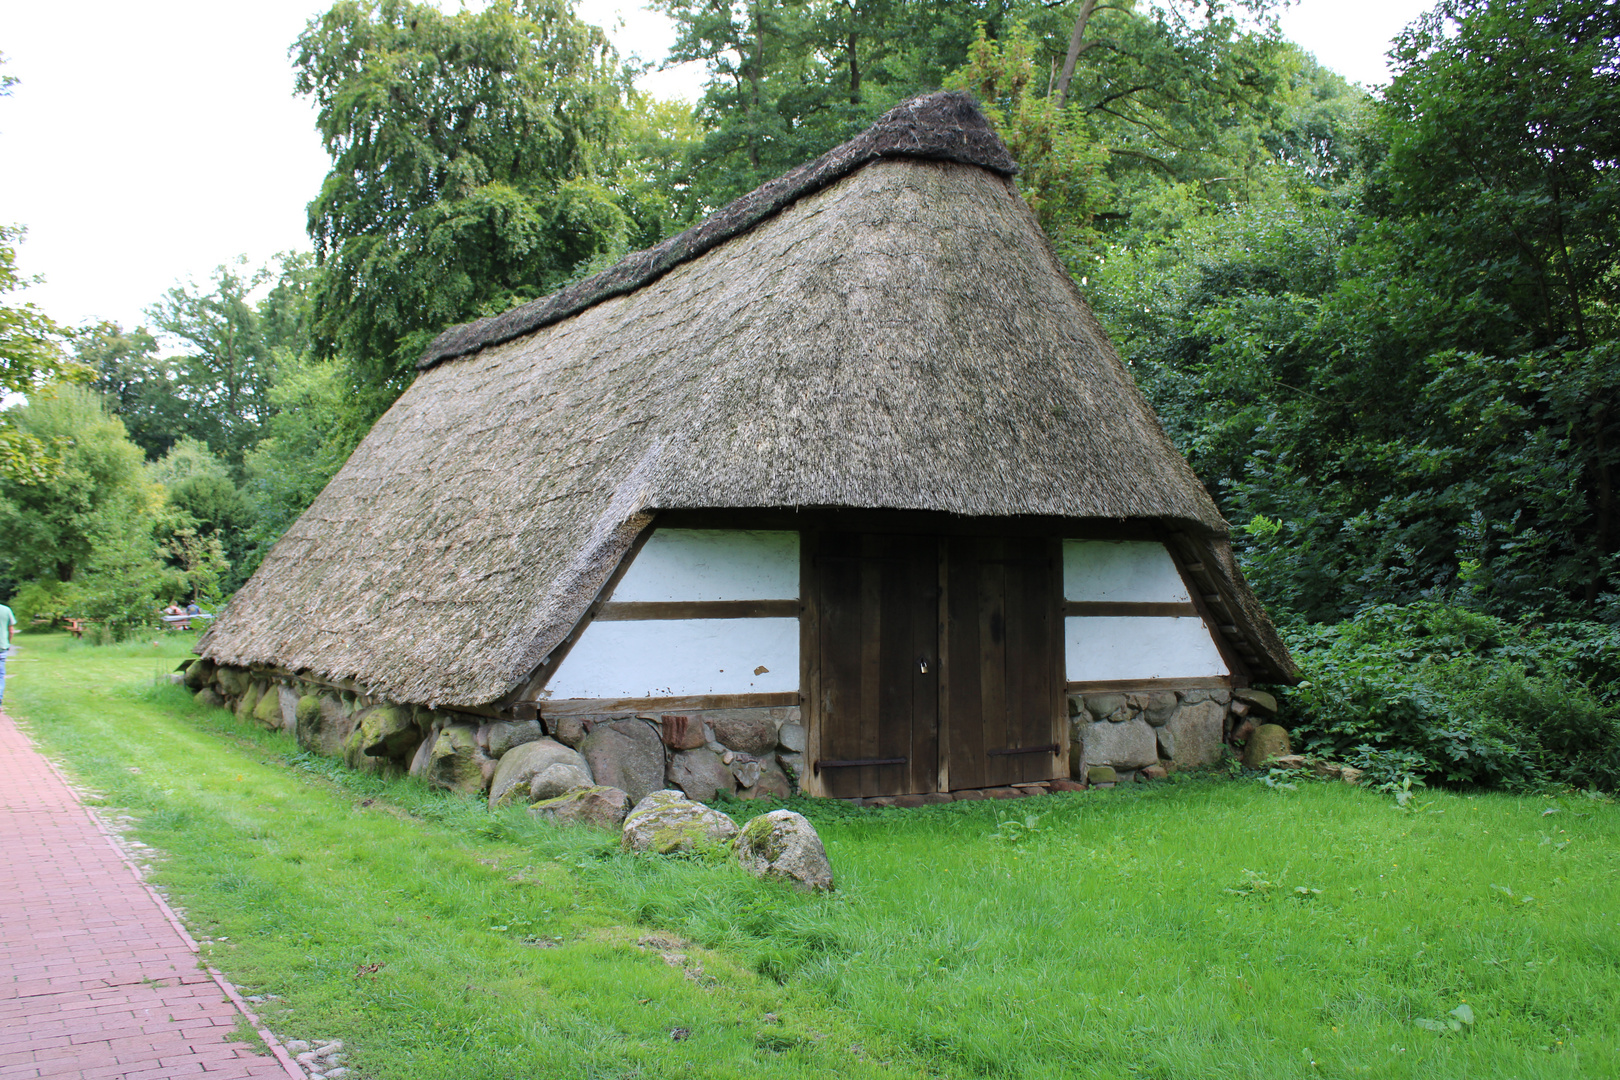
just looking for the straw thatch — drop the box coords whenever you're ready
[201,91,1296,707]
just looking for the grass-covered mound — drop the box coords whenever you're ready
[1276,603,1620,792]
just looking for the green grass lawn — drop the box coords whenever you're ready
[10,631,1620,1079]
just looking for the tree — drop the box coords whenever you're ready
[294,0,628,399]
[0,386,158,585]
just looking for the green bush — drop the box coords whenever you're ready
[1279,603,1620,792]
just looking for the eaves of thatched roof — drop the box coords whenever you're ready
[200,91,1297,707]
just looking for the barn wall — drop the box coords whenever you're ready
[1062,539,1228,681]
[545,529,800,700]
[544,618,799,698]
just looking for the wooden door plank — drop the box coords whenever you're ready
[818,533,865,798]
[945,537,984,791]
[978,537,1013,789]
[907,536,940,795]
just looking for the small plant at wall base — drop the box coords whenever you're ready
[1273,603,1620,793]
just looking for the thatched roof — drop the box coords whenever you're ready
[201,91,1296,707]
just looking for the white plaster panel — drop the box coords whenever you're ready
[545,618,799,698]
[1065,616,1228,681]
[611,529,799,601]
[1063,540,1189,602]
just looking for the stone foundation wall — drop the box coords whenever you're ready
[184,660,1274,803]
[1069,686,1277,784]
[182,660,806,807]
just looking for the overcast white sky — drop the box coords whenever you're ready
[1,0,1435,332]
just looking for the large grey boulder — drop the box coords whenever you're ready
[215,666,248,698]
[488,738,591,809]
[484,719,543,759]
[1160,700,1226,767]
[735,810,833,891]
[530,785,630,830]
[1233,687,1279,717]
[776,720,806,753]
[1082,718,1158,769]
[706,710,779,755]
[275,685,300,732]
[1139,691,1180,727]
[1084,693,1126,721]
[580,719,667,805]
[668,748,736,802]
[621,790,739,854]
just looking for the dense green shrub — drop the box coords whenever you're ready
[1278,604,1620,792]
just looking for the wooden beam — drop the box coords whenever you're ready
[1062,601,1200,618]
[1066,677,1233,693]
[595,599,798,621]
[538,692,799,716]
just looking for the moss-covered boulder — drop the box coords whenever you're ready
[251,687,283,730]
[194,687,225,710]
[422,724,492,795]
[213,666,246,698]
[294,693,357,757]
[236,680,266,720]
[621,790,739,855]
[1241,724,1292,769]
[183,658,215,690]
[354,706,419,760]
[530,785,630,830]
[734,809,833,890]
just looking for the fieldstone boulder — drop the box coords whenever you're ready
[236,681,265,719]
[275,685,300,732]
[777,720,806,753]
[1233,687,1279,716]
[732,758,762,789]
[1241,724,1293,769]
[194,687,225,709]
[251,687,283,730]
[668,748,736,802]
[621,790,739,854]
[1083,718,1158,769]
[1084,693,1126,721]
[777,751,805,783]
[1089,765,1118,785]
[530,785,631,830]
[342,706,419,770]
[739,760,792,801]
[547,713,590,748]
[580,719,666,804]
[659,714,709,751]
[1160,700,1226,767]
[735,810,834,891]
[297,693,356,757]
[183,658,215,690]
[484,719,543,759]
[421,724,492,795]
[215,666,248,698]
[1140,691,1180,727]
[488,738,591,808]
[706,710,779,755]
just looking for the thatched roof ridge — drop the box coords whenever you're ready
[200,98,1297,707]
[419,91,1015,369]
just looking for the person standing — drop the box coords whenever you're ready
[0,600,15,710]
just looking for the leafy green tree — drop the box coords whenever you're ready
[145,437,232,488]
[294,0,629,399]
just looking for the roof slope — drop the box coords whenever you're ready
[201,92,1295,706]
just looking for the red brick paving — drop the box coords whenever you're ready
[0,710,302,1079]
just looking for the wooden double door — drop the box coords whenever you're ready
[808,532,1065,798]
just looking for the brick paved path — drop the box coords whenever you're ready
[0,710,300,1080]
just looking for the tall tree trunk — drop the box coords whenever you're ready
[1054,0,1099,109]
[847,31,861,104]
